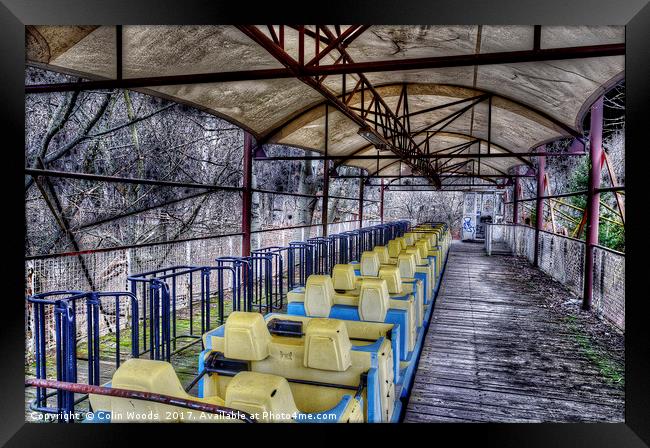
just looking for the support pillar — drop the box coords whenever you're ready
[321,104,329,237]
[513,176,519,224]
[583,97,604,311]
[380,179,385,224]
[358,179,365,229]
[241,132,253,256]
[533,148,545,267]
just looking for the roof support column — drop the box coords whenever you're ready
[513,176,520,224]
[533,148,545,267]
[241,132,253,256]
[358,180,365,229]
[321,104,330,237]
[583,96,604,311]
[380,179,385,224]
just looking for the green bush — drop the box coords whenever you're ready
[567,157,624,251]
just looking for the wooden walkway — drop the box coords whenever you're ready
[404,241,624,423]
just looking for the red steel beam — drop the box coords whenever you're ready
[241,132,253,256]
[358,180,365,229]
[513,176,520,224]
[236,25,441,188]
[322,104,330,237]
[380,179,385,223]
[583,96,604,310]
[255,152,585,161]
[533,147,546,267]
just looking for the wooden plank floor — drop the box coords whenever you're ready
[404,241,624,423]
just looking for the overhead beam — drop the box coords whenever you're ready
[236,25,442,188]
[254,152,586,161]
[333,173,535,179]
[25,43,625,94]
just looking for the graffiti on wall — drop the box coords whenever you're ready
[462,217,475,234]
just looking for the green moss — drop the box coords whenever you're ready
[564,315,624,388]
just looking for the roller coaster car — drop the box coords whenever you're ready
[332,262,424,331]
[382,243,435,302]
[359,250,425,322]
[88,358,363,423]
[199,312,399,423]
[287,273,416,359]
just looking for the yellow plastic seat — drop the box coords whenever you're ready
[387,240,402,258]
[304,275,336,317]
[202,312,393,422]
[89,358,226,422]
[358,278,390,322]
[332,264,359,293]
[225,371,300,422]
[360,251,380,276]
[225,311,272,361]
[372,245,396,264]
[304,318,353,371]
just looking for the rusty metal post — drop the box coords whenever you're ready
[380,179,385,224]
[322,104,330,237]
[513,176,519,224]
[533,148,545,267]
[583,96,604,310]
[241,132,253,256]
[358,180,365,229]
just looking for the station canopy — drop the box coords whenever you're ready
[26,25,625,187]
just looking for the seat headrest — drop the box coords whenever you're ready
[358,278,390,322]
[373,246,390,263]
[111,359,186,397]
[304,275,335,318]
[303,318,352,371]
[225,371,299,422]
[387,240,402,258]
[332,264,356,291]
[397,253,417,278]
[405,248,423,265]
[360,251,380,277]
[403,233,415,246]
[416,239,430,254]
[407,243,426,260]
[225,312,272,361]
[395,237,407,249]
[379,266,402,294]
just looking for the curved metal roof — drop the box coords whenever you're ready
[26,25,624,187]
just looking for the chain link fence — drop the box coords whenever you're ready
[486,223,624,331]
[25,234,242,362]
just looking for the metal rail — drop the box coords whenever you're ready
[25,378,255,423]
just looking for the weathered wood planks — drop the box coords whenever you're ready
[403,241,624,423]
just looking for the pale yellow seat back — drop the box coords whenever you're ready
[378,266,403,295]
[303,318,353,372]
[360,251,380,277]
[398,253,417,278]
[225,371,300,422]
[358,278,390,322]
[405,248,424,265]
[373,246,390,264]
[92,358,225,422]
[387,240,402,258]
[304,275,335,317]
[332,264,357,292]
[225,312,272,361]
